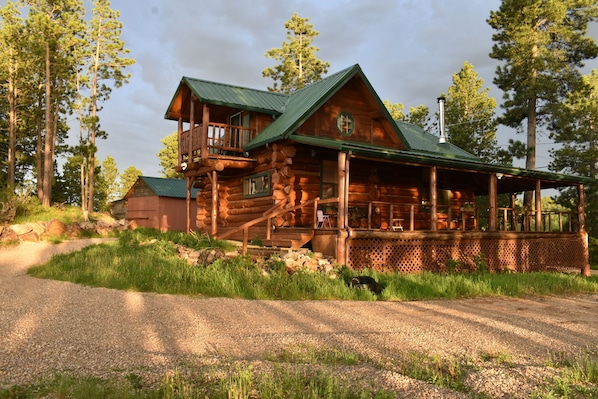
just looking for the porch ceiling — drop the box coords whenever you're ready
[441,169,574,195]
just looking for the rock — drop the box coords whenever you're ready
[0,228,18,243]
[19,231,39,242]
[65,223,83,238]
[10,223,33,236]
[79,221,96,231]
[46,220,67,236]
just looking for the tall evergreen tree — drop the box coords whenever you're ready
[262,12,330,93]
[550,69,598,234]
[100,155,119,204]
[0,2,24,189]
[157,132,183,179]
[118,165,142,199]
[383,100,431,130]
[488,0,598,208]
[78,0,134,216]
[24,0,86,206]
[443,61,500,163]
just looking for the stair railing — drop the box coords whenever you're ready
[217,197,324,254]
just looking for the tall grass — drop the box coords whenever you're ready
[532,349,598,398]
[0,367,395,399]
[13,203,88,225]
[28,228,598,300]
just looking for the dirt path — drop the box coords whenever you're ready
[1,239,597,398]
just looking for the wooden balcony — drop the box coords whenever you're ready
[179,122,256,164]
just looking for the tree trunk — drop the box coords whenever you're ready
[41,41,54,207]
[7,49,17,188]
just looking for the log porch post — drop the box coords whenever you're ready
[201,104,209,160]
[178,117,183,167]
[488,173,497,231]
[578,183,591,276]
[429,166,437,231]
[189,96,195,166]
[510,193,517,231]
[337,151,348,265]
[535,180,542,232]
[578,184,586,232]
[211,170,218,236]
[186,177,193,233]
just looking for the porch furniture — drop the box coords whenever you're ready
[316,209,331,228]
[391,218,404,231]
[460,206,477,231]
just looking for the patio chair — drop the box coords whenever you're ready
[316,209,331,228]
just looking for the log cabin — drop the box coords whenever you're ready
[164,64,592,275]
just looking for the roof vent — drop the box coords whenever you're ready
[437,96,447,144]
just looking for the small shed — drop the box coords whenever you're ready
[124,176,199,232]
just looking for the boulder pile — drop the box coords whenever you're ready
[276,249,337,275]
[0,219,133,243]
[175,245,338,277]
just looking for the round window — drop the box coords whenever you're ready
[336,112,355,136]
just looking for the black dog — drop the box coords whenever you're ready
[349,276,383,295]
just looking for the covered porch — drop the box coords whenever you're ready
[311,149,590,274]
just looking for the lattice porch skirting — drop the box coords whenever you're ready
[346,231,589,273]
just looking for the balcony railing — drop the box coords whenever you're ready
[180,123,256,162]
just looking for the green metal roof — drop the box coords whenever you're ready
[244,65,363,150]
[289,135,592,187]
[395,121,478,160]
[166,64,590,187]
[180,77,287,115]
[137,176,199,199]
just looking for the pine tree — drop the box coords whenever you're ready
[157,132,183,179]
[78,0,134,216]
[119,166,142,198]
[24,0,86,206]
[443,61,499,163]
[100,155,120,204]
[488,0,598,212]
[488,0,598,171]
[262,12,329,93]
[383,100,431,130]
[0,1,25,189]
[550,69,598,234]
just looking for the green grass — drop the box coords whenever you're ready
[531,349,598,398]
[13,203,88,225]
[27,227,598,301]
[0,366,395,399]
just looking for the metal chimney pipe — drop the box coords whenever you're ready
[437,96,447,144]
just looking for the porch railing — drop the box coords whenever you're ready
[179,123,256,161]
[315,201,579,233]
[495,207,579,232]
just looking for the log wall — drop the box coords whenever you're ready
[295,77,405,150]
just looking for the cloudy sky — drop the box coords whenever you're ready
[88,0,598,176]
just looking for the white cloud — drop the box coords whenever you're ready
[70,0,598,175]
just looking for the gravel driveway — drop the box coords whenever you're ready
[1,239,597,398]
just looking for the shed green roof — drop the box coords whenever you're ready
[135,176,199,199]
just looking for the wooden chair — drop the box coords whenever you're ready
[316,209,331,228]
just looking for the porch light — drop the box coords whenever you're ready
[437,96,447,144]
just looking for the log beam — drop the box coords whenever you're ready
[211,170,218,236]
[488,173,497,231]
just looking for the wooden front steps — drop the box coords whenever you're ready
[263,227,314,250]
